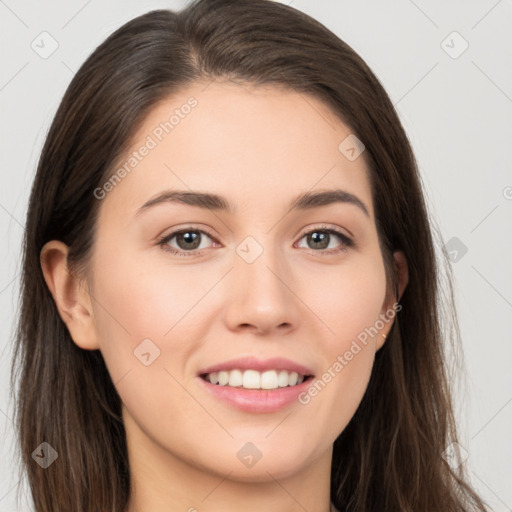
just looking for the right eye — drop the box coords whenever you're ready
[157,227,219,256]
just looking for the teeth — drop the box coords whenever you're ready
[243,369,261,389]
[229,369,243,387]
[205,369,307,390]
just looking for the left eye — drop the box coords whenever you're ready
[296,228,353,253]
[157,226,354,256]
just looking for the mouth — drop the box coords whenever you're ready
[197,356,315,412]
[200,369,314,390]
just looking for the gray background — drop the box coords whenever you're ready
[1,0,511,510]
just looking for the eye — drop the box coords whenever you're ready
[295,225,354,255]
[157,224,355,257]
[157,227,218,256]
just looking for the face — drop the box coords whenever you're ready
[53,80,406,483]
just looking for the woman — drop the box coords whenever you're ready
[11,0,490,510]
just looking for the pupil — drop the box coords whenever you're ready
[309,231,329,249]
[178,231,200,250]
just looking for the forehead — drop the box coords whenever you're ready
[99,79,374,222]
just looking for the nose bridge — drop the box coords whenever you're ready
[223,231,299,333]
[235,232,287,298]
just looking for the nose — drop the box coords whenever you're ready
[222,237,302,336]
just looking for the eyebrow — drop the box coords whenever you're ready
[135,188,370,218]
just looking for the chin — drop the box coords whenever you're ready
[195,440,316,482]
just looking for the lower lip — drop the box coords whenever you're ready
[197,376,313,413]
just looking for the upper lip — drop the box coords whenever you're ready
[198,356,314,376]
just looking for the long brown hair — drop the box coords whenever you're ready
[10,0,489,510]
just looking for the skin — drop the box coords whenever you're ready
[41,79,408,512]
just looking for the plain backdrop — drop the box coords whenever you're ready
[1,1,511,510]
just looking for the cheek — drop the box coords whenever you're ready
[89,244,219,382]
[91,242,209,336]
[304,253,388,344]
[89,248,206,431]
[298,254,387,427]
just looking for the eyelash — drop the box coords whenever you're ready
[156,224,355,257]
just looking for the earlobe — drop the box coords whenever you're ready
[376,250,409,352]
[393,250,409,302]
[40,240,99,350]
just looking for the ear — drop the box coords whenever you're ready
[40,240,100,350]
[376,250,408,351]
